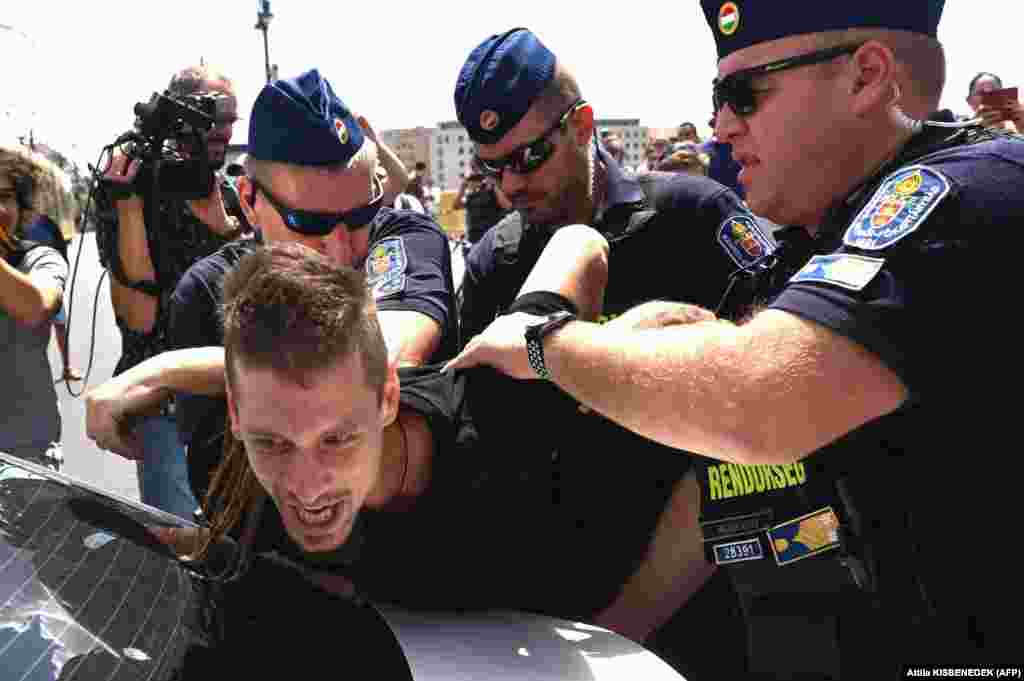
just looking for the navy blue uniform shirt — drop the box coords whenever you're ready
[169,208,458,501]
[697,117,1018,676]
[459,143,766,342]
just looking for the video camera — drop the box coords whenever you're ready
[102,91,230,200]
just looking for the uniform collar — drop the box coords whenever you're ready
[592,138,645,226]
[818,109,964,235]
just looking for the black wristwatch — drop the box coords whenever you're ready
[525,311,577,380]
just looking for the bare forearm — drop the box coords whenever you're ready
[118,347,227,397]
[377,142,409,204]
[111,198,158,331]
[543,312,904,464]
[0,259,60,327]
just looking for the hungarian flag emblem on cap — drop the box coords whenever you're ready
[719,2,740,35]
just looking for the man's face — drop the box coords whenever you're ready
[679,124,698,142]
[0,175,20,239]
[229,352,398,553]
[475,102,591,228]
[714,35,860,226]
[249,156,377,265]
[177,78,238,169]
[967,75,1002,113]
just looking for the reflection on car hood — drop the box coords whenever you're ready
[0,453,684,680]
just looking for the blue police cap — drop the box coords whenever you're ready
[701,1,945,60]
[454,28,556,145]
[247,68,365,166]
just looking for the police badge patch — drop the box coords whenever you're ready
[789,253,885,292]
[717,214,775,268]
[366,237,408,300]
[843,165,950,251]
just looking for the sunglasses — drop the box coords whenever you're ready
[250,176,384,236]
[474,99,588,178]
[712,43,864,117]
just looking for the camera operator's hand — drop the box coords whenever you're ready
[102,152,143,205]
[85,376,170,460]
[187,187,240,238]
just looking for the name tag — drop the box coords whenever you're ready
[767,507,841,567]
[700,509,774,543]
[713,537,764,565]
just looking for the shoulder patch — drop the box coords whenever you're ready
[790,253,885,292]
[366,237,408,300]
[843,165,950,251]
[717,214,775,268]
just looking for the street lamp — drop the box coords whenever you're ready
[254,0,274,83]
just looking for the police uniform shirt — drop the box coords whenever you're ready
[696,116,1019,674]
[460,142,766,342]
[169,208,459,502]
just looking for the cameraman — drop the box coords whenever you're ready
[453,163,511,255]
[96,63,245,519]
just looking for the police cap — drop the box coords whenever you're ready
[454,28,557,145]
[701,1,945,60]
[247,68,365,167]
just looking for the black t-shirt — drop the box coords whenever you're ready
[169,208,458,501]
[95,175,241,375]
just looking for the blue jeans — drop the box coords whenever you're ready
[135,414,199,520]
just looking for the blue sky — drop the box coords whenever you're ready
[3,1,1021,166]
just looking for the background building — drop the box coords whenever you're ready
[595,118,647,169]
[430,121,472,191]
[380,126,434,182]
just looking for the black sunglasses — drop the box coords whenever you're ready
[712,43,864,117]
[474,99,588,178]
[250,176,384,235]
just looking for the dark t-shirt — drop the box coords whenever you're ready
[169,208,458,501]
[95,175,241,375]
[463,185,510,243]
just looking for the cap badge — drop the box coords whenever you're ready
[719,2,740,36]
[335,118,350,145]
[480,110,500,132]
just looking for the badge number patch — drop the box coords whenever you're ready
[843,165,950,251]
[366,237,408,300]
[789,253,885,292]
[717,214,775,268]
[714,538,764,565]
[768,507,841,567]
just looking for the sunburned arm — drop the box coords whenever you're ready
[543,309,907,464]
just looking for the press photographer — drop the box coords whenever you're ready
[94,63,246,520]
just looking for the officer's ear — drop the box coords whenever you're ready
[846,41,899,118]
[571,103,595,147]
[236,175,259,226]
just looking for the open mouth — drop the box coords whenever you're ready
[294,501,344,529]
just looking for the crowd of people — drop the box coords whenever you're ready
[0,0,1013,678]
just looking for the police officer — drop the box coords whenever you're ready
[86,69,459,504]
[447,2,1015,676]
[454,28,773,679]
[454,27,770,342]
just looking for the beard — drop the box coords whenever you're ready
[518,143,595,230]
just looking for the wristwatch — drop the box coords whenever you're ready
[525,311,577,380]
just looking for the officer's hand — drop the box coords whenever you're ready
[442,312,540,379]
[85,378,169,460]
